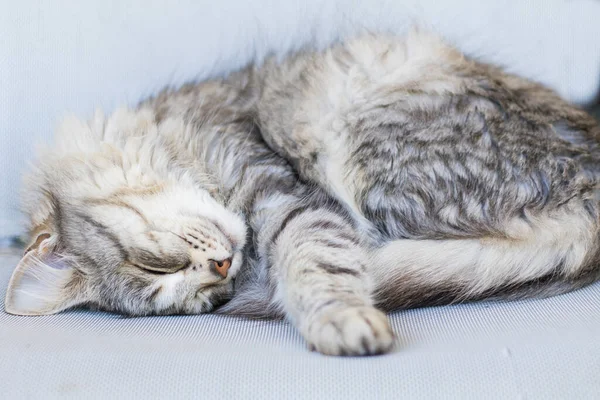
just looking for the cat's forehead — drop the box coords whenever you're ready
[22,108,216,228]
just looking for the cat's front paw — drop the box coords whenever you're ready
[305,306,395,356]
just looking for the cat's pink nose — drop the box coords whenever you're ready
[211,258,232,278]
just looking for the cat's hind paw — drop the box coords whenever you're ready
[306,306,395,356]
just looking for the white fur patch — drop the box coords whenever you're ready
[152,272,185,310]
[372,202,597,294]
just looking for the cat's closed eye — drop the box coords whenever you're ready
[127,259,191,275]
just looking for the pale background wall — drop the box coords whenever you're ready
[2,0,600,240]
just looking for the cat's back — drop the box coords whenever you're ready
[257,31,600,241]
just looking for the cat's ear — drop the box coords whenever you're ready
[5,232,88,316]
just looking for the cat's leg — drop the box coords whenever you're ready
[370,203,600,310]
[262,201,395,356]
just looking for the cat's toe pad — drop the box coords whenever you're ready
[306,306,395,356]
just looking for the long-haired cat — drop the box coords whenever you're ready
[5,31,600,356]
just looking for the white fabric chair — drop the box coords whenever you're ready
[1,2,599,398]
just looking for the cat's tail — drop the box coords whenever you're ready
[371,200,600,310]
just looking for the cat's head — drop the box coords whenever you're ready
[5,108,247,316]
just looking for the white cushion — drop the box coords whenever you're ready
[1,248,599,398]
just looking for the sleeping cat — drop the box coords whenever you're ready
[5,31,600,356]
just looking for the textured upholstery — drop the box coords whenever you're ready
[1,248,599,399]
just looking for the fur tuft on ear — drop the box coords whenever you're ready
[4,234,87,316]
